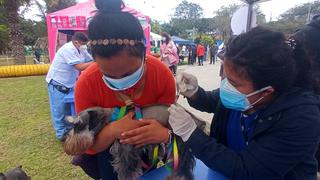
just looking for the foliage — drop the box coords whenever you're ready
[173,0,203,20]
[212,4,239,40]
[43,0,76,13]
[200,35,215,46]
[0,76,89,179]
[264,1,320,35]
[0,6,8,54]
[0,0,31,64]
[164,0,204,38]
[20,18,47,46]
[150,20,163,34]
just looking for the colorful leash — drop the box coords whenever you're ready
[164,135,179,172]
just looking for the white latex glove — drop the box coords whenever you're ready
[176,72,199,98]
[168,104,197,142]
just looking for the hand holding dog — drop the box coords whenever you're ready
[119,119,169,148]
[92,112,146,152]
[112,112,146,138]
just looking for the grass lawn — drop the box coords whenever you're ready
[0,76,90,179]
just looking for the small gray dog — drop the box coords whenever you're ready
[0,166,30,180]
[64,104,205,180]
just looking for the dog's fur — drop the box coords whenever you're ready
[0,166,30,180]
[64,104,206,180]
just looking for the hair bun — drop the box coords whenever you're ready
[95,0,124,12]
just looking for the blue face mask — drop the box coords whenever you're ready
[102,64,144,91]
[219,78,271,111]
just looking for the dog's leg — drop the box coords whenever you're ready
[110,140,143,180]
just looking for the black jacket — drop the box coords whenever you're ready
[186,87,320,180]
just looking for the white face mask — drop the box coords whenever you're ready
[102,63,144,91]
[79,45,87,50]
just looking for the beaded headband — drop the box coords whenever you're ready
[285,38,297,50]
[87,39,144,47]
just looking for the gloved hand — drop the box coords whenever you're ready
[168,104,197,142]
[176,72,199,98]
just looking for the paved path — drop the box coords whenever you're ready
[176,60,222,130]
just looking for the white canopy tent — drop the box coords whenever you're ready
[150,32,162,47]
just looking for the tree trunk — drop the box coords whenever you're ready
[4,0,26,65]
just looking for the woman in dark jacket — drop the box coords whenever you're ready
[168,27,320,180]
[292,14,320,173]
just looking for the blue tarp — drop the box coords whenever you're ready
[172,36,195,46]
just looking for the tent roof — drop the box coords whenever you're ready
[172,36,194,45]
[150,32,161,41]
[47,0,147,18]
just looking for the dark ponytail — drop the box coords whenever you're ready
[292,15,320,94]
[95,0,124,12]
[88,0,145,59]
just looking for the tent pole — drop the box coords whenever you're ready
[246,3,253,32]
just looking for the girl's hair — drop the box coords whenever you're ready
[88,0,145,59]
[161,32,171,44]
[225,27,305,93]
[292,15,320,94]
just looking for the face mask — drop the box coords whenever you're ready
[79,45,87,50]
[102,63,144,91]
[219,78,271,111]
[162,37,166,41]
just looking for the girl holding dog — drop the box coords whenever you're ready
[74,0,176,179]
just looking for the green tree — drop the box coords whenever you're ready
[21,18,47,46]
[168,0,204,38]
[0,0,31,64]
[44,0,76,13]
[200,35,215,46]
[0,5,9,54]
[213,4,239,41]
[150,20,163,34]
[173,0,203,20]
[264,1,320,35]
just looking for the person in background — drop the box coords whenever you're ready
[34,48,41,64]
[160,32,179,75]
[187,45,193,65]
[150,41,160,57]
[210,44,218,64]
[191,44,196,65]
[291,14,320,174]
[196,43,205,66]
[46,32,93,141]
[73,0,176,179]
[169,27,320,179]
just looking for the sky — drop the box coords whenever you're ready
[25,0,314,22]
[77,0,314,22]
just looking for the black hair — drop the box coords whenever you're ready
[72,32,89,42]
[225,27,300,93]
[161,32,171,44]
[88,0,145,59]
[292,15,320,94]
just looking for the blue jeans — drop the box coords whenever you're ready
[47,83,72,140]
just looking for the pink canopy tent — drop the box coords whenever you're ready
[46,0,150,62]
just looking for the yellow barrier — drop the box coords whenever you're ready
[0,64,50,78]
